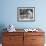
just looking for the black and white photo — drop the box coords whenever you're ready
[17,7,35,22]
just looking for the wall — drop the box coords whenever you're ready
[0,0,46,30]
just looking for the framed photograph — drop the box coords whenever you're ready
[17,7,35,22]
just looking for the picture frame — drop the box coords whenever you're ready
[17,7,35,22]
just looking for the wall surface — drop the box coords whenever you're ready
[0,0,46,31]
